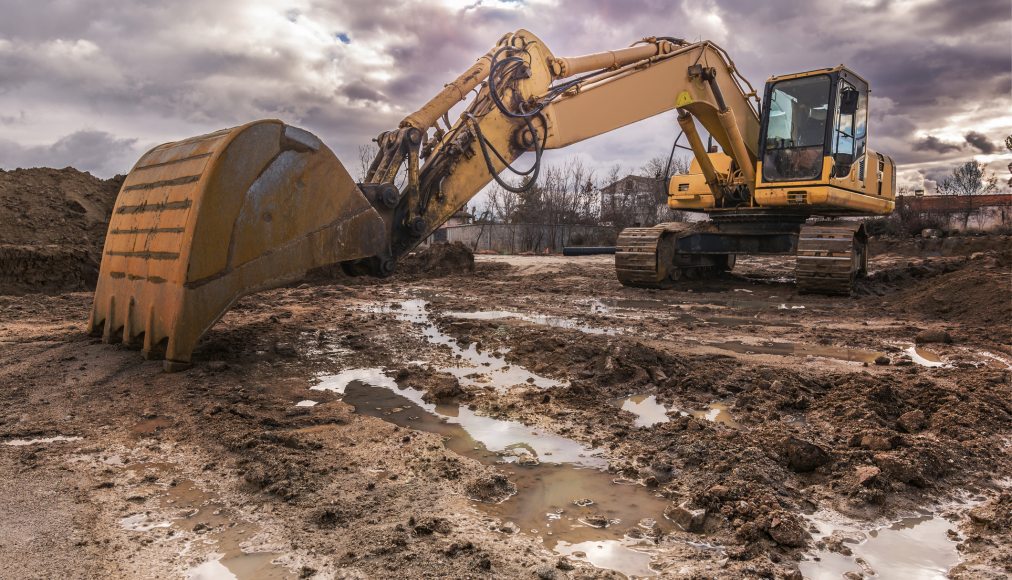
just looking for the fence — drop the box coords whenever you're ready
[440,223,617,254]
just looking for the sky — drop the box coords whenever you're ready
[0,0,1009,195]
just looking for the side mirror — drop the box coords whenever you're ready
[840,88,859,115]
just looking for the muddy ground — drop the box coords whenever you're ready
[1,236,1010,579]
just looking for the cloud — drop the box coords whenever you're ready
[964,131,998,154]
[0,131,141,177]
[0,0,1008,192]
[914,135,962,154]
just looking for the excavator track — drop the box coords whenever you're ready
[616,223,730,288]
[795,223,867,295]
[615,225,675,288]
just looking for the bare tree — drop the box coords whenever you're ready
[356,143,379,182]
[937,160,998,230]
[1006,135,1012,188]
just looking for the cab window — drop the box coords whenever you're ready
[762,75,831,181]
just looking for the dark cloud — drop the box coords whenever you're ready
[914,135,963,154]
[342,82,387,104]
[0,131,140,177]
[965,131,998,154]
[0,0,1008,190]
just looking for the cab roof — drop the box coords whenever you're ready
[766,65,869,86]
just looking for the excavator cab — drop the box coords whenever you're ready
[669,65,894,214]
[754,66,894,213]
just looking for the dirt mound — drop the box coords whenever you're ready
[866,249,1007,340]
[397,242,475,277]
[869,235,1010,258]
[0,245,97,295]
[0,168,123,294]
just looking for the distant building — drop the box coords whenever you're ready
[598,175,673,227]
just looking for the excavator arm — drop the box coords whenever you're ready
[352,30,763,272]
[89,30,770,370]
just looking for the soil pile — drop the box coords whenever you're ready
[877,249,1011,333]
[870,235,1010,257]
[0,168,123,294]
[397,242,475,277]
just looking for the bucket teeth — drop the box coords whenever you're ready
[89,120,389,371]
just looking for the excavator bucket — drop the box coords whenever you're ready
[88,120,387,371]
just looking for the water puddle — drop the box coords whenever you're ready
[366,300,564,390]
[294,400,318,407]
[187,552,284,580]
[555,539,656,578]
[615,396,741,429]
[801,510,962,580]
[4,435,82,446]
[705,339,953,369]
[444,309,621,335]
[120,513,172,532]
[313,369,604,467]
[690,402,741,429]
[133,416,172,436]
[617,395,671,428]
[903,345,949,368]
[708,340,882,365]
[120,463,289,579]
[977,350,1012,370]
[313,368,669,577]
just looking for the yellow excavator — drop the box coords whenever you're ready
[88,30,895,371]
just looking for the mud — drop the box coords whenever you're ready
[396,241,476,277]
[0,228,1010,579]
[0,168,123,294]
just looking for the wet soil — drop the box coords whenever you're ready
[0,236,1009,579]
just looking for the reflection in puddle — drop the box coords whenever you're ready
[903,345,948,368]
[445,309,622,335]
[556,539,656,578]
[314,369,604,467]
[690,402,741,429]
[4,435,82,446]
[618,395,671,428]
[187,552,284,580]
[801,510,962,580]
[616,396,741,429]
[367,300,563,390]
[314,368,668,577]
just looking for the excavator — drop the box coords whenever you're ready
[88,30,895,371]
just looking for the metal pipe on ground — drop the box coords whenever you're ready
[563,246,616,256]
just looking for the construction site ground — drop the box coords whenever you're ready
[1,231,1010,578]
